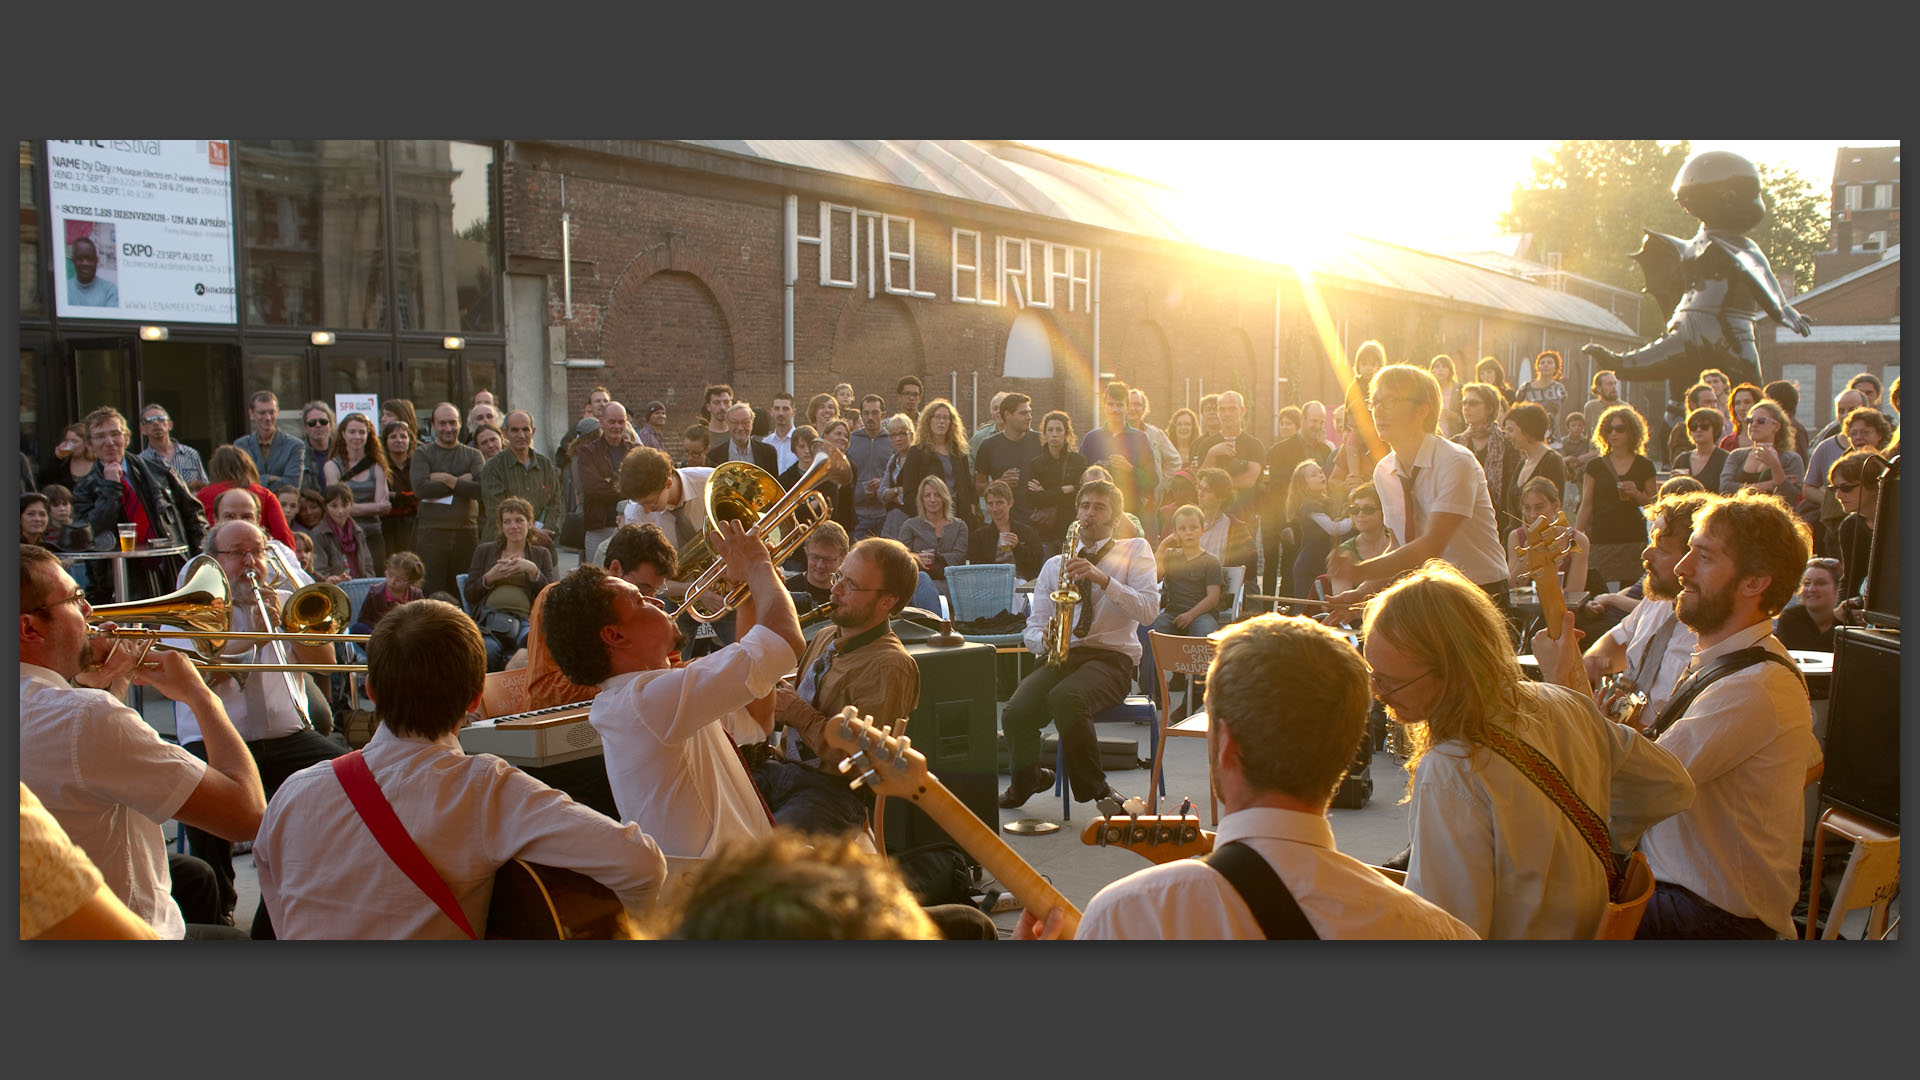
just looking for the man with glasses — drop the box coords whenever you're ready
[525,523,678,710]
[540,519,804,860]
[165,520,346,935]
[296,401,335,493]
[135,403,208,486]
[71,406,209,604]
[235,390,308,492]
[18,544,265,939]
[786,520,850,611]
[1325,366,1507,619]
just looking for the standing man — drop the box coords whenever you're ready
[71,406,209,603]
[1079,380,1157,520]
[1127,387,1185,507]
[762,392,799,477]
[974,390,1010,443]
[1535,492,1820,939]
[1198,393,1222,441]
[760,537,923,837]
[1583,370,1623,435]
[540,520,804,859]
[973,392,1043,528]
[636,400,671,452]
[998,480,1158,815]
[136,403,208,487]
[412,402,486,598]
[555,385,611,469]
[1193,390,1266,519]
[19,545,265,938]
[1581,492,1706,726]
[717,402,779,474]
[1326,365,1508,618]
[896,376,924,423]
[466,401,500,445]
[577,400,637,560]
[1067,614,1477,940]
[481,410,565,545]
[296,401,335,493]
[847,394,893,539]
[703,384,736,452]
[256,598,667,939]
[235,390,308,492]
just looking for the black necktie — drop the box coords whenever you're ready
[1073,540,1114,637]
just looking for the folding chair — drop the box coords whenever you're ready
[1805,806,1901,940]
[1147,630,1218,822]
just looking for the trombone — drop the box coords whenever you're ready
[668,448,849,623]
[89,553,369,673]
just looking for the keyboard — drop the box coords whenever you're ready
[458,701,600,767]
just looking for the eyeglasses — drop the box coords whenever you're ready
[828,572,882,593]
[1366,664,1433,701]
[1350,503,1381,515]
[1745,415,1775,426]
[1832,481,1861,494]
[141,414,168,425]
[306,417,331,428]
[25,587,87,617]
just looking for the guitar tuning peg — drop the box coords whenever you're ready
[850,766,880,792]
[837,751,867,777]
[892,735,912,762]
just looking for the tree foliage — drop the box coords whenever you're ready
[1499,140,1831,333]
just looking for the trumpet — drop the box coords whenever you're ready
[667,449,849,623]
[1042,520,1083,669]
[89,554,369,673]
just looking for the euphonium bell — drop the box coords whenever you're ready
[87,554,232,661]
[666,449,847,624]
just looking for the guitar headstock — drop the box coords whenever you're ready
[1518,511,1573,585]
[1081,814,1211,865]
[821,706,929,801]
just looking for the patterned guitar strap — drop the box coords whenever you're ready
[1477,725,1625,900]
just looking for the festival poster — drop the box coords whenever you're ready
[46,140,237,323]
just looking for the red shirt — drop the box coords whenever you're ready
[196,481,296,548]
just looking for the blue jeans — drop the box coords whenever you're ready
[1635,881,1779,939]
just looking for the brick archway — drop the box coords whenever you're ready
[599,247,748,422]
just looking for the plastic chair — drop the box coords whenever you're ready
[1147,630,1218,819]
[454,573,470,614]
[943,563,1017,622]
[481,669,531,719]
[1593,851,1656,940]
[1805,806,1901,940]
[1220,565,1247,622]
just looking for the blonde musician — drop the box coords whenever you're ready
[255,599,666,939]
[998,480,1157,816]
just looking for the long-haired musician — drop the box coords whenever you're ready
[1364,562,1694,939]
[255,599,666,939]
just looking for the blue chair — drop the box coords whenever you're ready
[1049,693,1161,822]
[909,571,942,616]
[454,573,471,614]
[943,563,1016,622]
[337,577,384,626]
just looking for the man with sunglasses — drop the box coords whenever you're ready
[135,403,208,487]
[18,544,265,938]
[296,401,336,494]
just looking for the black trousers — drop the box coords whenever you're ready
[1000,647,1134,801]
[183,729,347,936]
[417,525,478,602]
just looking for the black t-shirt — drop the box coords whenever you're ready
[1191,430,1267,516]
[1583,455,1656,544]
[785,570,834,610]
[1160,547,1224,615]
[1774,605,1835,652]
[973,432,1044,518]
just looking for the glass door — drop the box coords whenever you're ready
[70,336,138,428]
[137,341,239,458]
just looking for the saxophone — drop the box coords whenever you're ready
[1043,520,1082,669]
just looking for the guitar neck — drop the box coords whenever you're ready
[902,780,1081,937]
[1536,571,1568,640]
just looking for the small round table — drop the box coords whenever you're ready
[58,544,190,604]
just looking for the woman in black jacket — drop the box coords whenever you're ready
[968,480,1044,580]
[898,398,976,529]
[464,496,558,671]
[1026,410,1086,552]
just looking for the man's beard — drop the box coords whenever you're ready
[1675,579,1735,635]
[1641,561,1681,601]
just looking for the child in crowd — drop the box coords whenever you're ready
[312,483,371,583]
[1144,503,1224,701]
[352,552,426,638]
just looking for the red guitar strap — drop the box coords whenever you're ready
[331,750,478,940]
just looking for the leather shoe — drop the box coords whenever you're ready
[998,767,1056,809]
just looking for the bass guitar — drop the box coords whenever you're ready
[821,707,1081,937]
[1081,814,1212,864]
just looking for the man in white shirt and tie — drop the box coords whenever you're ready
[998,480,1158,815]
[1328,364,1509,616]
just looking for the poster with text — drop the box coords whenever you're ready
[47,140,237,323]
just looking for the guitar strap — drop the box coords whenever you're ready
[1203,841,1319,940]
[331,750,478,940]
[1476,725,1624,900]
[1647,647,1804,740]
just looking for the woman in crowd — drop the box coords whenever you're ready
[1775,558,1845,652]
[1454,382,1517,535]
[816,419,857,534]
[1429,354,1464,437]
[1286,459,1349,600]
[311,483,372,584]
[1502,401,1566,535]
[464,496,559,672]
[1671,407,1729,489]
[197,445,297,548]
[968,479,1044,580]
[1332,343,1386,501]
[36,483,92,554]
[323,412,391,572]
[380,398,419,444]
[21,491,52,548]
[899,476,969,584]
[292,487,327,538]
[900,398,975,529]
[1504,477,1590,597]
[1328,483,1397,599]
[1475,356,1515,406]
[1166,407,1202,471]
[1719,399,1804,499]
[1829,449,1885,601]
[1718,383,1764,451]
[1515,350,1568,433]
[381,419,420,559]
[1575,404,1657,589]
[807,392,840,434]
[39,422,97,491]
[874,413,917,537]
[1028,410,1086,551]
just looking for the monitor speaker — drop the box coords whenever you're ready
[884,640,1000,858]
[1818,626,1899,829]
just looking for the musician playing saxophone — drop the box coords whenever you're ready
[999,480,1158,816]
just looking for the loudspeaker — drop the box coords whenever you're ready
[1819,627,1899,829]
[1864,455,1898,626]
[884,640,999,857]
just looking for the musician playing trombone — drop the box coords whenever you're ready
[166,519,347,935]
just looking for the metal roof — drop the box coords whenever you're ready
[677,140,1636,338]
[1795,244,1900,303]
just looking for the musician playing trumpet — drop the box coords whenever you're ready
[999,480,1158,816]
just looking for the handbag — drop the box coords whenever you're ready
[476,607,525,648]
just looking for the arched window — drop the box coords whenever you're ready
[1003,311,1053,379]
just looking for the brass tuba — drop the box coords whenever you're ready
[1042,519,1082,669]
[667,448,850,623]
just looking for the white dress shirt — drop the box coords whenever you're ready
[1607,594,1697,720]
[1077,807,1477,940]
[1374,432,1508,587]
[169,587,309,744]
[255,725,665,939]
[1639,618,1818,938]
[762,429,799,476]
[591,624,798,859]
[19,662,207,939]
[1406,682,1695,939]
[1023,536,1158,663]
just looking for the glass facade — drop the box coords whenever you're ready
[240,140,389,330]
[19,141,43,315]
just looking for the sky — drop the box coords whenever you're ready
[1019,139,1900,263]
